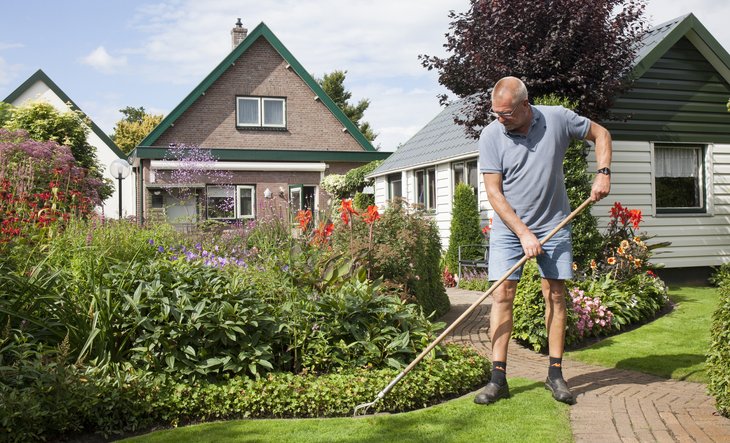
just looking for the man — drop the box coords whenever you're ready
[475,77,612,405]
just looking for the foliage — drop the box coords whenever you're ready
[352,191,374,210]
[318,70,377,142]
[0,102,13,126]
[420,0,647,137]
[708,279,730,417]
[320,160,383,199]
[0,344,488,441]
[111,107,163,155]
[445,183,482,275]
[457,269,491,292]
[568,287,613,338]
[0,129,101,250]
[1,101,112,199]
[512,260,550,351]
[332,199,450,318]
[535,94,602,265]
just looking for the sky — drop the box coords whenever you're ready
[1,0,730,152]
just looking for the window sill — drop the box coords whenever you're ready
[236,126,288,132]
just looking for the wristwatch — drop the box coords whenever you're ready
[597,167,611,176]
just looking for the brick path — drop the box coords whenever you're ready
[442,287,730,442]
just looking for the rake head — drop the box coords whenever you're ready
[353,398,379,417]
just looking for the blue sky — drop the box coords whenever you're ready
[1,0,729,152]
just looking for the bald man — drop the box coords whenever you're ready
[475,77,612,405]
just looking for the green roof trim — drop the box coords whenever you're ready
[632,13,730,81]
[139,22,376,152]
[132,146,390,162]
[3,69,126,159]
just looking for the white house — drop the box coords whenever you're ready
[3,69,136,219]
[368,14,730,275]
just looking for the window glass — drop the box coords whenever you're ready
[416,170,426,206]
[427,168,436,210]
[387,173,402,199]
[237,186,255,218]
[237,98,259,126]
[467,160,479,191]
[655,145,705,212]
[207,186,235,219]
[263,99,285,126]
[453,163,464,187]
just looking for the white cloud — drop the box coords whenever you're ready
[0,57,24,89]
[80,46,128,73]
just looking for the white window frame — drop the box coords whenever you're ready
[415,167,436,211]
[387,172,402,200]
[236,96,286,128]
[206,185,256,220]
[452,158,479,193]
[653,143,707,214]
[237,185,256,219]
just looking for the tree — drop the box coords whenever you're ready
[2,101,113,200]
[444,183,483,275]
[318,70,378,142]
[420,0,647,138]
[111,106,163,155]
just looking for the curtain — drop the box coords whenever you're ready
[655,147,699,178]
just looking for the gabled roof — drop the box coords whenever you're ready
[632,13,730,82]
[139,22,376,153]
[3,69,126,158]
[371,13,730,177]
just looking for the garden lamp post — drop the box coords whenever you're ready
[109,158,131,219]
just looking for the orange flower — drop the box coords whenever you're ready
[633,258,642,268]
[620,240,630,250]
[607,257,617,265]
[633,236,642,244]
[295,209,312,231]
[628,209,643,229]
[362,205,380,224]
[572,262,578,271]
[617,246,625,255]
[311,221,335,245]
[339,199,358,225]
[590,259,597,270]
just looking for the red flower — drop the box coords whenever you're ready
[628,209,642,229]
[338,199,358,225]
[311,221,334,245]
[362,205,380,224]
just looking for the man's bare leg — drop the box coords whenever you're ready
[542,278,574,404]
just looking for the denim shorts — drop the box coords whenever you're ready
[488,226,573,281]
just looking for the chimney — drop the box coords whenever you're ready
[231,18,248,50]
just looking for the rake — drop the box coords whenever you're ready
[353,197,593,416]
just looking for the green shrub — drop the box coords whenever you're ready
[444,183,482,275]
[708,281,730,417]
[512,260,551,352]
[0,345,488,441]
[333,200,450,318]
[352,191,374,210]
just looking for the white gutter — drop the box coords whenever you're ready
[366,151,478,179]
[150,160,327,172]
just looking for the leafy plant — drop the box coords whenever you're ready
[444,183,482,275]
[706,280,730,417]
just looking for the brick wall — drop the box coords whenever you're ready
[154,38,363,152]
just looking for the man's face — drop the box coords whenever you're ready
[491,96,530,133]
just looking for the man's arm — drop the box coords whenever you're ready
[483,172,543,258]
[585,121,612,202]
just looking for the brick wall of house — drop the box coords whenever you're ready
[154,38,364,152]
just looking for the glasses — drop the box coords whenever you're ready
[489,103,520,119]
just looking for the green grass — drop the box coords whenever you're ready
[567,286,718,383]
[122,378,572,443]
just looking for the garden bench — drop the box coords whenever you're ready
[457,244,489,286]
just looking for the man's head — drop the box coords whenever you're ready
[490,77,531,133]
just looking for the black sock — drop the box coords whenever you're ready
[491,361,507,386]
[548,357,564,381]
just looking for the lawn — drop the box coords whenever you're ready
[566,286,718,383]
[122,378,572,443]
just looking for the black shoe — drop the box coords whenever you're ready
[474,381,510,405]
[545,377,574,404]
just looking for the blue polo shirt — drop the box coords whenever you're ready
[478,105,590,235]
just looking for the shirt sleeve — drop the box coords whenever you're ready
[478,124,502,173]
[563,107,591,140]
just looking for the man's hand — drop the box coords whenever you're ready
[591,173,611,202]
[519,231,543,258]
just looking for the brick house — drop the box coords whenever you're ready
[130,20,389,226]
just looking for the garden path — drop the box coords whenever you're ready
[443,287,730,443]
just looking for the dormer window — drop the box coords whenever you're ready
[236,96,286,128]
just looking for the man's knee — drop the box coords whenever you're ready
[493,281,518,305]
[542,279,566,304]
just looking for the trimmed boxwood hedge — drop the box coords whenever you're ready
[708,279,730,418]
[0,344,489,441]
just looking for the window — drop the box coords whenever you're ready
[415,167,436,210]
[387,172,402,200]
[151,193,164,209]
[236,96,286,128]
[453,159,479,193]
[654,144,706,213]
[206,185,256,219]
[289,185,316,222]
